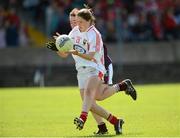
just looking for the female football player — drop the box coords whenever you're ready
[46,8,137,135]
[49,8,112,135]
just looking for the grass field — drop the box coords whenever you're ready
[0,84,180,137]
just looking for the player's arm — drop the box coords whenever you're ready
[57,51,69,58]
[75,30,100,62]
[78,52,95,61]
[69,50,96,61]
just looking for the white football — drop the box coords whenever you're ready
[55,34,74,52]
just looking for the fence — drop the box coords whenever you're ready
[0,40,180,87]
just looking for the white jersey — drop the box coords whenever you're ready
[68,25,106,74]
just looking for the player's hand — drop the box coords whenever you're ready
[46,41,58,51]
[68,50,79,55]
[53,32,60,40]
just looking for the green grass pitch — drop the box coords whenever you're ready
[0,84,180,137]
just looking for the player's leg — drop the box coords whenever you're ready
[76,90,124,134]
[95,80,126,101]
[80,76,100,122]
[75,76,124,134]
[90,101,124,135]
[74,75,103,130]
[96,63,128,100]
[95,79,137,101]
[74,68,102,130]
[74,67,130,132]
[91,112,108,135]
[80,89,108,134]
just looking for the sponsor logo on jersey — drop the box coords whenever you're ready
[73,44,86,54]
[83,39,88,45]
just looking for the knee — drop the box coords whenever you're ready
[94,85,108,101]
[95,94,104,101]
[84,88,94,98]
[90,102,96,112]
[96,97,103,101]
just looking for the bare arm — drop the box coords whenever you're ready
[56,51,69,58]
[69,50,96,62]
[77,52,95,61]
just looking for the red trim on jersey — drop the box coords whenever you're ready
[87,26,101,52]
[86,25,94,32]
[101,55,104,64]
[98,71,104,80]
[95,31,101,52]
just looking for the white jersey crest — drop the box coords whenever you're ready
[69,25,105,73]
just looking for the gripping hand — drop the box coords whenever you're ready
[46,41,58,51]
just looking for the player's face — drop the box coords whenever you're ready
[69,11,78,29]
[77,16,91,32]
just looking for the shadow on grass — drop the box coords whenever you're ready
[66,134,119,137]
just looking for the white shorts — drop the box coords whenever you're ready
[77,66,101,89]
[108,63,113,85]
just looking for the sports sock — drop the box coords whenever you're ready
[113,81,127,92]
[80,111,88,122]
[107,114,118,125]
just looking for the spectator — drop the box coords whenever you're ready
[5,8,20,47]
[45,0,61,36]
[144,0,159,14]
[105,6,117,42]
[22,0,40,24]
[0,24,6,48]
[132,13,152,41]
[55,5,70,35]
[0,6,6,48]
[19,22,30,47]
[162,8,178,40]
[148,12,163,40]
[1,0,179,45]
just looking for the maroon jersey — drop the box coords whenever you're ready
[103,44,112,84]
[104,44,112,70]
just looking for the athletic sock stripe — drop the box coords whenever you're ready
[107,114,118,125]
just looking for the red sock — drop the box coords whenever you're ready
[107,114,118,125]
[80,111,88,122]
[119,81,127,91]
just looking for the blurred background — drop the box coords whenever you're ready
[0,0,180,87]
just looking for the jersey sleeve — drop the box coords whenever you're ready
[88,31,101,53]
[68,28,74,38]
[68,26,78,38]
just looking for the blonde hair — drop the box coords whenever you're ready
[69,8,79,17]
[77,8,95,25]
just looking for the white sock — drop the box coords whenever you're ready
[113,84,120,92]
